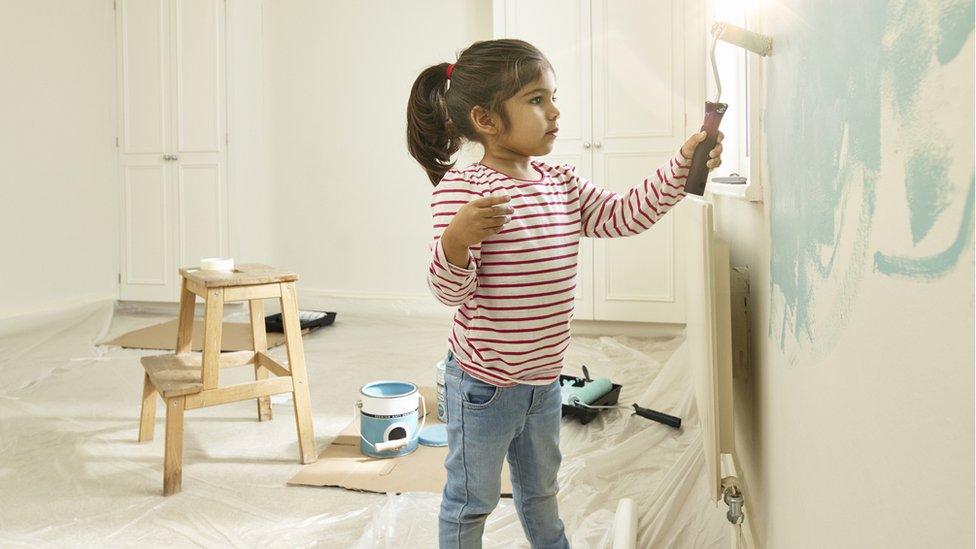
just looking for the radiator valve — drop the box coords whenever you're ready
[723,485,744,525]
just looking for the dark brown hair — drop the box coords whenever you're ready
[406,39,552,185]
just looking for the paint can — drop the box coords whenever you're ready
[356,381,426,458]
[435,359,447,422]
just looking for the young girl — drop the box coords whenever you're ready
[407,39,722,548]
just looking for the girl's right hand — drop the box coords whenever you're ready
[444,195,514,247]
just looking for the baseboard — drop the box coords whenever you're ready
[297,289,454,319]
[115,289,441,320]
[118,290,689,338]
[115,299,248,316]
[301,290,686,337]
[570,319,685,338]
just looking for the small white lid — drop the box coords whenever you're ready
[199,257,235,271]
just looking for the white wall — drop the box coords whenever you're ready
[227,0,276,268]
[262,0,492,305]
[716,1,975,546]
[0,2,119,317]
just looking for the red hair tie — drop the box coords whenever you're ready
[446,63,455,80]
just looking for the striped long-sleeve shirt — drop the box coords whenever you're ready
[427,151,692,387]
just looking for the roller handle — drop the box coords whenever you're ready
[632,404,682,429]
[684,101,728,196]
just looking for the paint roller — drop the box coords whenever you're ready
[561,368,682,429]
[685,21,773,196]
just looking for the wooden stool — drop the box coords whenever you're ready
[137,264,316,495]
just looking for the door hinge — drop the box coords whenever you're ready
[118,273,122,284]
[113,0,117,11]
[115,136,119,148]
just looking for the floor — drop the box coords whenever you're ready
[0,299,729,547]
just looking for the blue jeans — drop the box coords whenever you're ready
[439,351,569,549]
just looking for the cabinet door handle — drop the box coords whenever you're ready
[163,154,170,161]
[594,141,603,148]
[583,142,591,149]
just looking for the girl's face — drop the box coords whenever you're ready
[495,68,560,157]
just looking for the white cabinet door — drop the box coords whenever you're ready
[493,0,594,320]
[171,0,228,281]
[117,0,174,301]
[493,0,691,323]
[118,0,227,302]
[591,0,688,323]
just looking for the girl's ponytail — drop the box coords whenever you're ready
[406,63,461,186]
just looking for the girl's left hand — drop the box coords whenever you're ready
[679,131,724,170]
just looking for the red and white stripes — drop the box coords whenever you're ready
[427,153,691,387]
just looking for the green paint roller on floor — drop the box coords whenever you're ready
[561,373,682,429]
[561,377,614,406]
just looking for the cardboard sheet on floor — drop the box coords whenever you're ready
[288,386,513,495]
[99,318,313,351]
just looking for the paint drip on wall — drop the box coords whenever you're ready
[766,0,974,365]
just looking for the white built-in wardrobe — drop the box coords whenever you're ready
[117,0,228,302]
[494,0,702,323]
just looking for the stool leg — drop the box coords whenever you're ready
[249,298,272,421]
[201,289,224,391]
[163,396,186,496]
[176,278,196,354]
[279,282,317,464]
[138,373,157,442]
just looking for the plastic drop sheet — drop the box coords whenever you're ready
[0,299,728,547]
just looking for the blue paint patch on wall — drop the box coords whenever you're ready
[876,175,975,278]
[767,0,974,361]
[767,0,887,356]
[937,1,975,64]
[887,2,934,114]
[905,150,953,244]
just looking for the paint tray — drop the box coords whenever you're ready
[264,310,337,333]
[559,374,622,425]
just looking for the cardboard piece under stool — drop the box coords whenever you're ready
[288,386,513,495]
[101,318,312,351]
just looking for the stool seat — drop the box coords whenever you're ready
[179,263,298,288]
[141,351,256,397]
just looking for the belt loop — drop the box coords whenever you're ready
[446,349,454,362]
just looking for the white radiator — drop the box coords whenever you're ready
[683,196,756,548]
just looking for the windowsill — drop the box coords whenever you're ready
[706,179,763,202]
